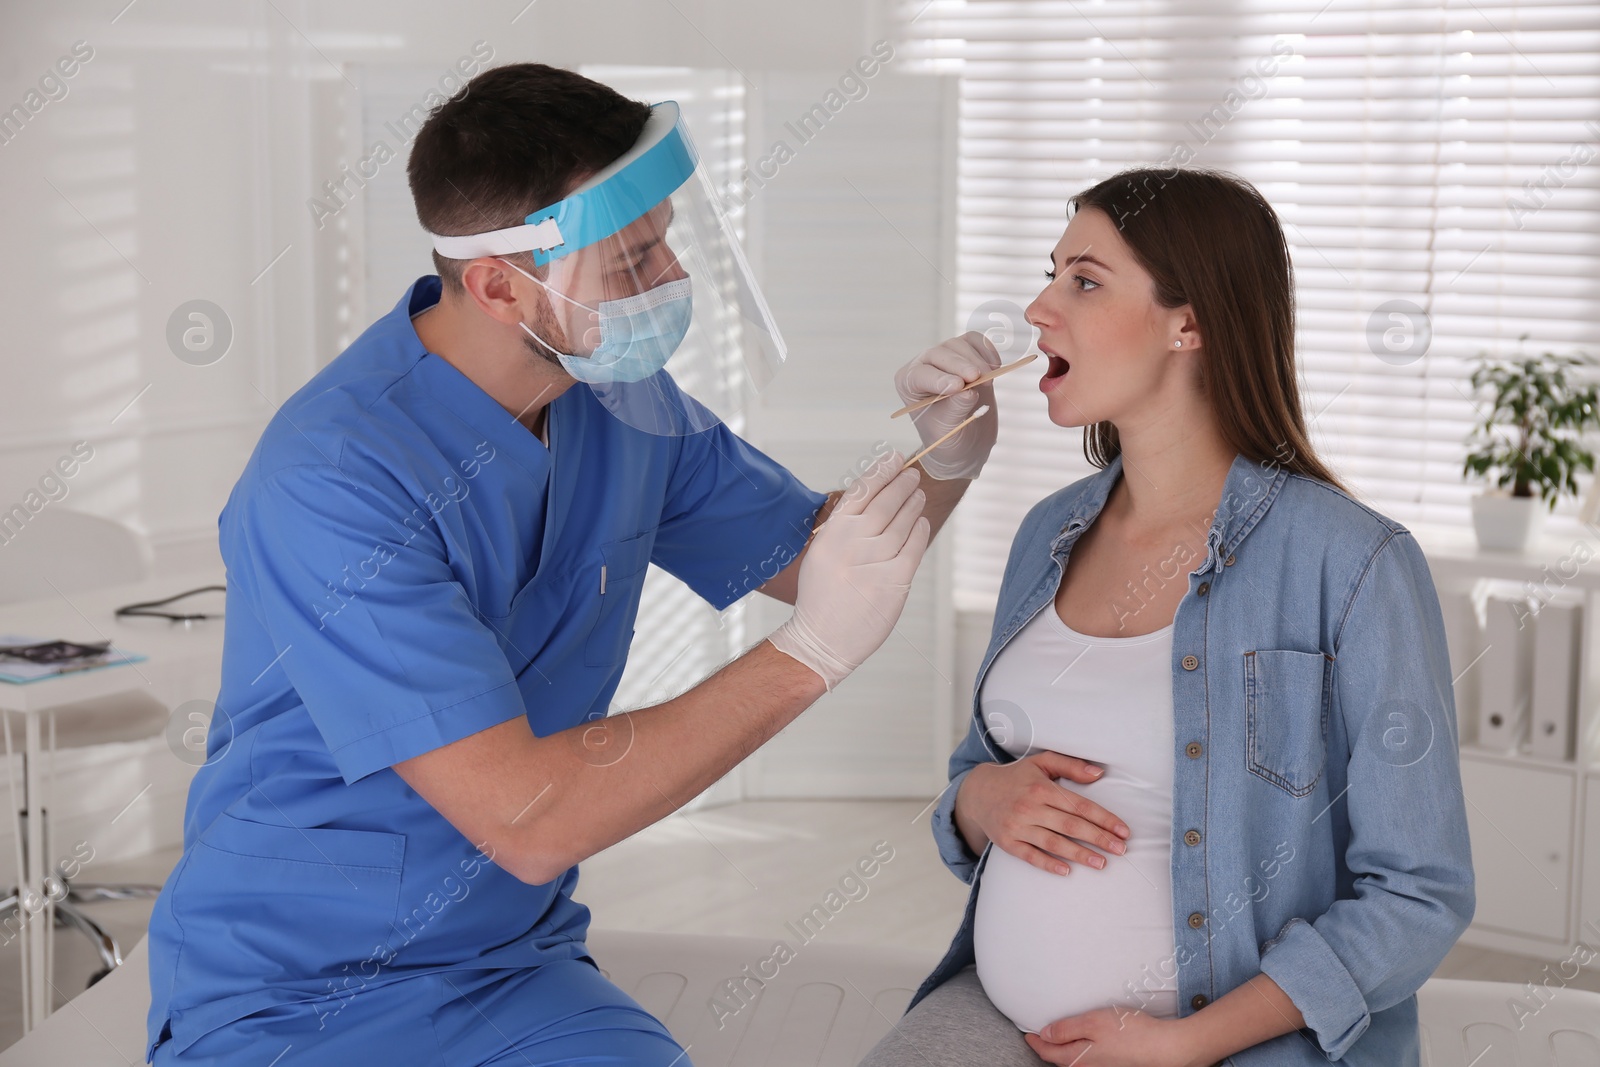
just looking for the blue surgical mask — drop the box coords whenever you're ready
[499,258,692,384]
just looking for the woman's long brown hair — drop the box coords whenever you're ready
[1069,166,1349,494]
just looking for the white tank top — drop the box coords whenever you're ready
[972,602,1180,1033]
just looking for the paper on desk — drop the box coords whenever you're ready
[0,635,147,685]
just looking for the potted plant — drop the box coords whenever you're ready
[1463,339,1600,551]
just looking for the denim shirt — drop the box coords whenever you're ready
[911,451,1475,1065]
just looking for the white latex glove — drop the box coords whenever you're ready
[766,451,931,691]
[893,331,1002,480]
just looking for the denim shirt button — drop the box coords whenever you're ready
[1184,829,1202,846]
[1181,654,1199,670]
[1188,911,1206,928]
[1197,581,1210,596]
[1185,741,1203,758]
[1191,993,1209,1010]
[1224,553,1235,566]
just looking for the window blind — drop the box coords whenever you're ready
[898,0,1600,604]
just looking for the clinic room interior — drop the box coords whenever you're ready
[2,0,1600,1064]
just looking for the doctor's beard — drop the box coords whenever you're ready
[517,291,578,375]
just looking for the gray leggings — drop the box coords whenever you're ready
[859,965,1043,1066]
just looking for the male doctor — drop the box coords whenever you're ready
[145,63,1002,1065]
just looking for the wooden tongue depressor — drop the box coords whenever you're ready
[890,353,1039,419]
[902,405,991,472]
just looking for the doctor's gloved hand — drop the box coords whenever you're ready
[766,452,931,692]
[893,331,1002,480]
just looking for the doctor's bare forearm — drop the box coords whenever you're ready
[752,490,842,605]
[394,639,826,884]
[757,464,968,605]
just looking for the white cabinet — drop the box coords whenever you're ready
[1412,523,1600,958]
[1583,775,1600,944]
[1459,758,1574,942]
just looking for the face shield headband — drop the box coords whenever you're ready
[426,100,695,267]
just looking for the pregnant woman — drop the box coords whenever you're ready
[862,167,1475,1066]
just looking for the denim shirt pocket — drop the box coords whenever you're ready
[1244,648,1332,797]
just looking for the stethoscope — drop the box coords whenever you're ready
[113,585,227,624]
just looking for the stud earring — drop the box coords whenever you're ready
[1174,340,1183,348]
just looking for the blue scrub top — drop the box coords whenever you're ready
[146,276,827,1059]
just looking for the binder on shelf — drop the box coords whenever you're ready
[1437,589,1481,724]
[1479,593,1533,752]
[1529,599,1581,761]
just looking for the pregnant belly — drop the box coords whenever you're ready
[974,832,1179,1034]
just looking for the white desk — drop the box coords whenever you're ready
[0,571,224,1033]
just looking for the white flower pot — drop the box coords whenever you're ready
[1470,490,1546,552]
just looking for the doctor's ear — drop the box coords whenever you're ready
[460,256,540,326]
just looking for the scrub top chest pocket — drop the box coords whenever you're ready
[584,530,656,667]
[1244,647,1333,797]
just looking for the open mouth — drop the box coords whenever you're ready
[1044,354,1070,379]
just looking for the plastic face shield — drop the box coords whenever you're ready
[429,100,784,436]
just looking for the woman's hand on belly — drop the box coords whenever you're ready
[1024,972,1306,1067]
[1024,1007,1196,1067]
[954,751,1131,875]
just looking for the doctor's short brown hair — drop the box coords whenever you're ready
[408,63,651,294]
